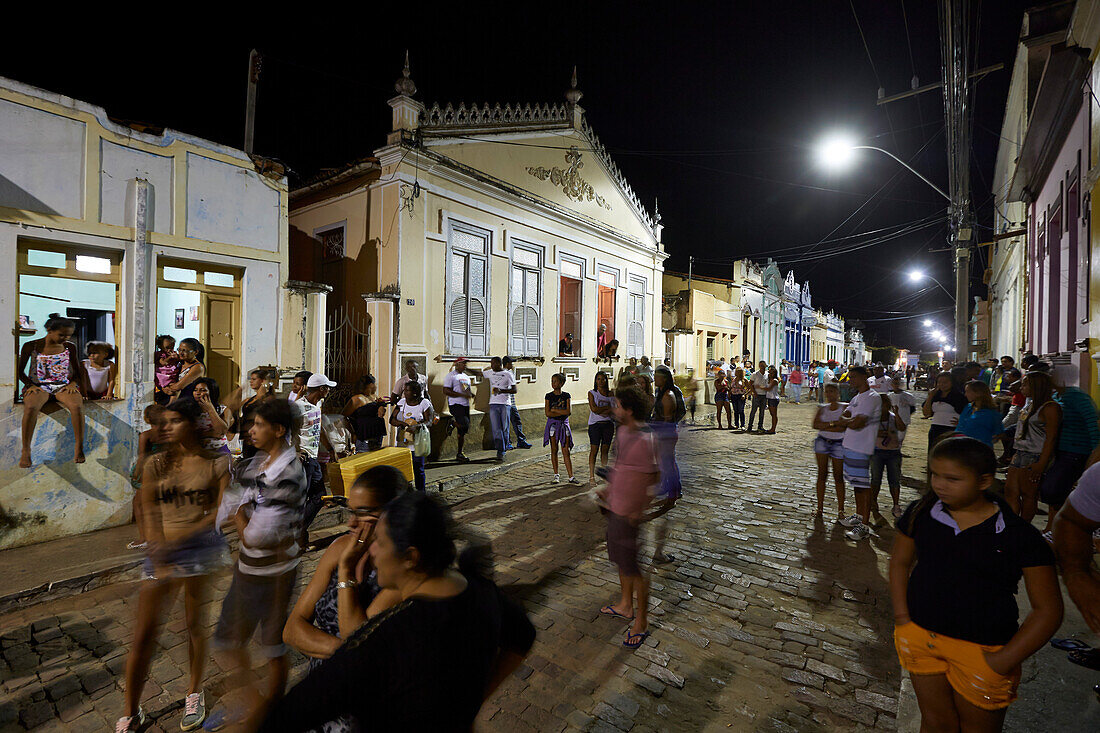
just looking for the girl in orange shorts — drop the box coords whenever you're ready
[889,436,1062,731]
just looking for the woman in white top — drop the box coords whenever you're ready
[811,383,847,519]
[389,381,435,492]
[587,371,616,486]
[920,373,968,450]
[764,366,781,434]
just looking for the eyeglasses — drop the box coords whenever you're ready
[348,506,384,518]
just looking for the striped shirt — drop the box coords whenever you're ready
[1056,387,1100,455]
[233,448,307,576]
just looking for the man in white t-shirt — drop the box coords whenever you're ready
[869,365,892,393]
[838,366,879,540]
[391,359,426,404]
[483,356,517,461]
[748,361,770,432]
[780,360,790,397]
[1055,462,1100,633]
[294,373,336,542]
[442,358,474,462]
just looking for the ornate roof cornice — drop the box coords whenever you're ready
[420,101,655,230]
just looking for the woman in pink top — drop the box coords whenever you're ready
[596,386,659,649]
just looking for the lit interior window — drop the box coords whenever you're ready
[203,271,234,288]
[28,249,66,268]
[163,266,198,283]
[76,255,112,274]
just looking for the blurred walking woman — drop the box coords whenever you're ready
[258,493,536,732]
[115,398,230,733]
[238,368,277,460]
[17,313,87,467]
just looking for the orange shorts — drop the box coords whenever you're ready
[894,621,1021,710]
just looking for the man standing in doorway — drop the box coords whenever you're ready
[502,356,533,450]
[838,366,879,541]
[390,359,425,404]
[484,357,518,461]
[442,358,474,463]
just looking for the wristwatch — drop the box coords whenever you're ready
[336,580,358,590]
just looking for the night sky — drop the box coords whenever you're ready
[1,2,1031,351]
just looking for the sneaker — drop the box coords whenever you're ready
[455,453,470,463]
[845,524,872,541]
[181,691,206,731]
[892,505,905,519]
[838,514,862,528]
[552,473,561,483]
[517,441,533,449]
[127,541,148,551]
[568,476,580,484]
[116,708,146,733]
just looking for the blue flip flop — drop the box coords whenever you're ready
[1051,638,1092,652]
[600,604,634,620]
[623,630,650,649]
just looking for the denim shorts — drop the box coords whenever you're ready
[814,436,844,460]
[1011,450,1041,469]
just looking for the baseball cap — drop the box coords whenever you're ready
[306,373,337,388]
[454,357,468,365]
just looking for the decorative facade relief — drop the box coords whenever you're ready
[526,147,611,211]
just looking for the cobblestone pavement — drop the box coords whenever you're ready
[0,401,930,732]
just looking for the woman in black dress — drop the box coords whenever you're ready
[342,374,389,451]
[258,493,535,732]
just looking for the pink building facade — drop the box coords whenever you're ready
[1026,103,1090,387]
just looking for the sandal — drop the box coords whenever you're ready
[1041,530,1053,545]
[1068,648,1100,670]
[600,604,634,621]
[623,629,650,649]
[1051,638,1092,652]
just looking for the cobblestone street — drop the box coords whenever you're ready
[0,401,928,732]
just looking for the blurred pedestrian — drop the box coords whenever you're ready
[116,398,230,733]
[257,493,536,731]
[650,366,686,564]
[207,399,307,731]
[544,373,577,484]
[1053,462,1100,635]
[128,404,165,551]
[596,386,659,649]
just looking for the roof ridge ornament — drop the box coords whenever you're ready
[565,66,583,105]
[395,50,417,96]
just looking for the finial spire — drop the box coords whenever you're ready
[653,197,661,224]
[394,50,417,96]
[565,65,583,105]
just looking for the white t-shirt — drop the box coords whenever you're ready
[766,380,780,399]
[588,389,615,424]
[750,371,769,395]
[395,397,433,425]
[888,390,917,444]
[817,403,847,439]
[842,388,881,455]
[442,370,472,407]
[293,399,323,459]
[483,368,516,406]
[823,368,836,384]
[870,376,892,393]
[392,372,426,399]
[1068,462,1100,521]
[781,364,790,377]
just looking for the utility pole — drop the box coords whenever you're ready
[244,49,262,155]
[939,0,973,353]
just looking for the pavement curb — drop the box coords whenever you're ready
[0,450,565,614]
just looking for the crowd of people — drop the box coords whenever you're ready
[19,310,1100,732]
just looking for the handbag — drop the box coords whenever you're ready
[412,426,431,457]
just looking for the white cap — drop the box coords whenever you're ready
[306,373,337,388]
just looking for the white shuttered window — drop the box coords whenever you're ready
[446,221,491,355]
[627,276,646,358]
[509,242,542,356]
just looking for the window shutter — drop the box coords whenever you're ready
[525,269,540,354]
[627,279,645,358]
[447,253,467,353]
[468,256,487,355]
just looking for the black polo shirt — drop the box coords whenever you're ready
[897,498,1054,645]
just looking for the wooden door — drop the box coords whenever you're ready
[204,294,239,394]
[598,285,616,341]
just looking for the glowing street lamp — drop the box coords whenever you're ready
[816,136,950,200]
[923,319,933,327]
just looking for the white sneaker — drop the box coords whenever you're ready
[845,524,872,541]
[116,708,146,733]
[181,691,206,731]
[838,514,862,528]
[552,474,560,483]
[568,476,580,484]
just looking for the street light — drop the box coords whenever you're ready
[908,270,956,302]
[931,330,943,340]
[923,319,933,327]
[816,136,951,201]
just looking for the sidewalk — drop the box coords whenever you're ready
[0,439,574,614]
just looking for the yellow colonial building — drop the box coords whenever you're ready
[290,62,667,450]
[810,309,828,364]
[661,271,743,380]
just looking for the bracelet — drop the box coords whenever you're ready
[336,580,358,590]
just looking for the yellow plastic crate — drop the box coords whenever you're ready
[327,447,414,496]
